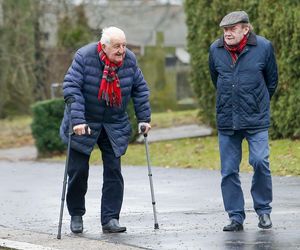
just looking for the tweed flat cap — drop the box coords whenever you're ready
[219,11,249,27]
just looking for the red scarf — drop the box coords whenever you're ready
[97,42,123,107]
[224,34,248,63]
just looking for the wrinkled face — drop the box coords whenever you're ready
[223,23,249,45]
[102,35,126,64]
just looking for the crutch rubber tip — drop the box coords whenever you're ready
[154,223,159,229]
[57,235,61,239]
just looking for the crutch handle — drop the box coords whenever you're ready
[65,96,75,105]
[84,124,92,135]
[140,125,148,137]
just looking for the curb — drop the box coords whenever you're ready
[1,239,57,250]
[0,227,139,250]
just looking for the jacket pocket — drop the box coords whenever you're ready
[239,94,258,114]
[252,92,262,112]
[216,95,226,113]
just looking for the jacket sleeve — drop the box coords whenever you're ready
[263,42,278,99]
[131,65,151,123]
[63,51,87,126]
[209,49,218,89]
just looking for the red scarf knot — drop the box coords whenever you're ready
[97,42,123,107]
[224,34,248,63]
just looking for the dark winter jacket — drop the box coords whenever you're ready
[60,42,151,157]
[209,32,278,131]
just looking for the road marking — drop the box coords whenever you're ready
[0,239,58,250]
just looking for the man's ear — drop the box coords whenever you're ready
[102,43,106,52]
[243,26,250,35]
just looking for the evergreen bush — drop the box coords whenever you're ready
[31,99,65,157]
[127,100,139,143]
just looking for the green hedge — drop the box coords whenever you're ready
[127,100,139,143]
[185,0,300,139]
[31,99,65,157]
[31,98,139,157]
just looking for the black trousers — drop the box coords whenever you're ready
[66,129,124,225]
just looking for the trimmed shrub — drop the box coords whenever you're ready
[31,98,65,157]
[127,100,139,143]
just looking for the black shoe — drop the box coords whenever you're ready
[70,216,83,233]
[258,214,272,229]
[102,219,126,233]
[223,220,243,232]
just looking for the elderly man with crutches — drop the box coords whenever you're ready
[58,26,152,237]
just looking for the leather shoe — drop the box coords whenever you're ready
[258,214,272,229]
[223,220,243,232]
[102,219,126,233]
[70,216,83,233]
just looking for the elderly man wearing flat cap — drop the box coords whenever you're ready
[209,11,278,232]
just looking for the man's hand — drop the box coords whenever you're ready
[138,122,151,134]
[73,124,91,135]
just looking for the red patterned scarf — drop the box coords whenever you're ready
[97,42,123,107]
[224,34,248,63]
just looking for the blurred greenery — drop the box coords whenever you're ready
[1,110,299,176]
[57,4,96,50]
[139,32,196,112]
[0,1,194,117]
[0,116,33,149]
[31,98,65,157]
[88,110,300,176]
[0,0,36,117]
[150,109,200,128]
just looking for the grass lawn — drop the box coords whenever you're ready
[0,116,33,148]
[1,110,299,176]
[150,109,201,128]
[90,136,300,176]
[89,109,300,176]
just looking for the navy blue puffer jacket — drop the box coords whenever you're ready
[60,42,151,156]
[209,32,278,130]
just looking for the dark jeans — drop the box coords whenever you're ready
[218,130,272,224]
[66,129,124,225]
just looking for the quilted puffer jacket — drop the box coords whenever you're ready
[60,42,151,157]
[209,32,278,131]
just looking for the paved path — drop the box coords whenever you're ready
[0,157,300,250]
[136,125,212,143]
[0,146,37,161]
[0,124,212,162]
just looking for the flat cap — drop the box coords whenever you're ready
[219,11,249,27]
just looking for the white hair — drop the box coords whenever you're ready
[242,22,254,32]
[100,26,126,45]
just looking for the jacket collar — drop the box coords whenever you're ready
[217,31,257,47]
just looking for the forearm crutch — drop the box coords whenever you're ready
[141,125,159,230]
[57,96,75,239]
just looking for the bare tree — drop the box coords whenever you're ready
[0,0,36,117]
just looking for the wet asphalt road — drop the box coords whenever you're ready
[0,159,300,250]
